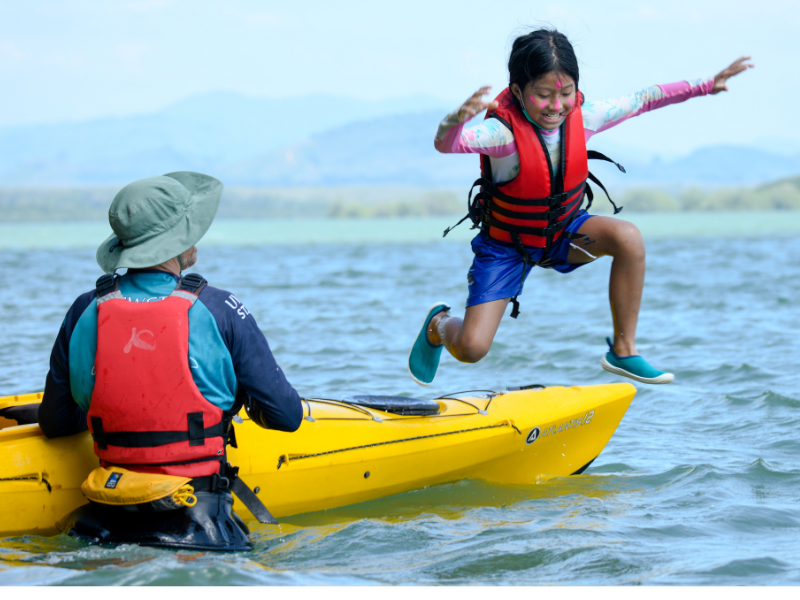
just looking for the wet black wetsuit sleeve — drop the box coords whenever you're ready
[38,291,95,438]
[198,286,303,432]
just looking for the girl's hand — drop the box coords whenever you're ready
[712,56,754,94]
[456,86,499,122]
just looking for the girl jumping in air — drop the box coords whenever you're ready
[408,28,752,386]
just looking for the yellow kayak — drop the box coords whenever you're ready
[0,383,635,538]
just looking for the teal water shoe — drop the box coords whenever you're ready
[600,337,674,384]
[408,302,451,386]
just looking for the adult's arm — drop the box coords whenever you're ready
[582,78,714,142]
[199,287,303,432]
[38,292,95,438]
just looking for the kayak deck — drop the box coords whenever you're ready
[0,383,635,537]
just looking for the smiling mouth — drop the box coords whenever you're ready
[541,113,564,121]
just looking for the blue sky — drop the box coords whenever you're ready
[0,0,795,156]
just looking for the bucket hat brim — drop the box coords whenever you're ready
[97,172,222,274]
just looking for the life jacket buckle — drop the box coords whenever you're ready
[548,192,567,208]
[543,204,569,221]
[543,223,562,237]
[210,473,231,492]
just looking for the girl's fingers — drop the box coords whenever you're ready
[459,86,494,116]
[729,56,754,71]
[468,86,493,102]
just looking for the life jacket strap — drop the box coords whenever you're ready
[485,180,585,209]
[90,413,226,448]
[193,463,278,525]
[170,273,208,305]
[95,274,123,304]
[587,171,622,214]
[443,177,492,237]
[91,416,108,449]
[486,188,585,226]
[443,178,586,239]
[587,150,626,174]
[508,232,542,319]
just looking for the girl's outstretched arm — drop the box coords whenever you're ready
[434,87,517,158]
[583,57,754,141]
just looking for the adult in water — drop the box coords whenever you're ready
[38,172,303,550]
[408,28,752,386]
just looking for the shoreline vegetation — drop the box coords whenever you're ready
[1,175,799,222]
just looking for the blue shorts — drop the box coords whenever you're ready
[466,212,594,307]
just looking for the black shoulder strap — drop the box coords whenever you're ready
[96,274,117,296]
[169,273,208,305]
[176,272,208,295]
[95,274,122,304]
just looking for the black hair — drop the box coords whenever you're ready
[508,29,579,102]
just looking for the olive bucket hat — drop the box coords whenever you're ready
[96,171,223,274]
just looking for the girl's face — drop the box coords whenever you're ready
[512,72,576,130]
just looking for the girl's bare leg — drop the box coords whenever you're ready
[427,298,510,363]
[567,216,646,356]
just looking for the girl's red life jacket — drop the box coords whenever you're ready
[86,273,226,478]
[478,87,589,249]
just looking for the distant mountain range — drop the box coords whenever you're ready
[0,92,451,185]
[1,92,799,188]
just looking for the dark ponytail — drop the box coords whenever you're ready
[508,29,579,102]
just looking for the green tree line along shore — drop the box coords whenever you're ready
[1,176,799,222]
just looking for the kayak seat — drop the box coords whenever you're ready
[343,395,440,416]
[0,404,40,425]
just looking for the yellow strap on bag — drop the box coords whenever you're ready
[81,466,196,508]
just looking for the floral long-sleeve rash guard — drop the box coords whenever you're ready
[434,78,714,184]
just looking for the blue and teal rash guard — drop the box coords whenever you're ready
[38,270,303,438]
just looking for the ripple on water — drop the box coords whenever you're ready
[725,389,800,409]
[692,556,792,582]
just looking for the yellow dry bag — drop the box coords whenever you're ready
[81,467,197,511]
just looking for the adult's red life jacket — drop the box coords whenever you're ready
[86,273,227,478]
[477,87,589,250]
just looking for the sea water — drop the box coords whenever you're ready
[1,213,800,585]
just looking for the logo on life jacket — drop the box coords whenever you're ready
[123,328,156,353]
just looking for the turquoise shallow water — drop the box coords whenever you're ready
[2,214,800,585]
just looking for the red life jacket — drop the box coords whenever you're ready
[86,273,227,478]
[478,87,588,249]
[442,87,625,318]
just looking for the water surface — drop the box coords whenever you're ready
[1,214,799,585]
